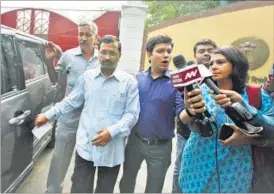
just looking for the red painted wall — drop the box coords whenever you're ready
[1,11,17,28]
[1,9,121,52]
[94,11,120,37]
[47,11,78,52]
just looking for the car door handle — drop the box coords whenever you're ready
[9,110,32,125]
[52,83,58,89]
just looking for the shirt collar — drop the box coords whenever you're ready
[112,68,124,82]
[74,47,82,56]
[94,67,124,82]
[146,67,171,79]
[74,47,98,60]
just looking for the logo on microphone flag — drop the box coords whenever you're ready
[170,65,202,88]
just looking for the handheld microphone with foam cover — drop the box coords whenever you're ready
[186,60,195,66]
[172,55,221,95]
[172,55,214,137]
[173,55,196,93]
[173,55,215,120]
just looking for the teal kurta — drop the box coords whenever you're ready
[179,84,273,193]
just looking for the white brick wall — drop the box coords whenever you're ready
[118,1,148,75]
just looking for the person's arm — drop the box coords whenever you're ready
[107,79,140,138]
[55,51,69,73]
[214,88,274,129]
[175,89,191,124]
[220,124,268,147]
[215,89,274,147]
[251,104,274,147]
[45,41,63,67]
[241,89,274,138]
[35,75,86,126]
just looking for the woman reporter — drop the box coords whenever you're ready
[178,46,274,193]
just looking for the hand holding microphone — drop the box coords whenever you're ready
[184,88,206,116]
[172,55,208,112]
[171,54,263,139]
[172,55,215,137]
[212,89,244,108]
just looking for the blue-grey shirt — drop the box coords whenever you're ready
[57,47,100,129]
[133,68,185,139]
[45,67,140,167]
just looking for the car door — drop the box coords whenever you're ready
[15,35,57,158]
[1,33,34,193]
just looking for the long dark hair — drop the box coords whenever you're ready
[213,46,249,93]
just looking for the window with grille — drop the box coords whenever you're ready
[16,10,31,33]
[34,10,50,35]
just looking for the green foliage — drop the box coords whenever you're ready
[143,0,220,27]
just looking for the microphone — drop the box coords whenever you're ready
[171,57,220,94]
[170,57,263,138]
[172,55,214,137]
[186,60,195,66]
[173,54,186,70]
[173,55,198,92]
[172,55,219,112]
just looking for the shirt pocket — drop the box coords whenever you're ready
[66,62,87,89]
[110,89,127,116]
[66,65,79,88]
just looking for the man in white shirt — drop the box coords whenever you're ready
[35,35,140,193]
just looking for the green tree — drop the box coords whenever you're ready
[143,0,220,27]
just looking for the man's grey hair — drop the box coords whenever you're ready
[78,21,98,35]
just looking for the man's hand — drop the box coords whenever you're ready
[214,89,243,108]
[92,128,112,147]
[184,87,206,115]
[45,41,57,60]
[34,114,48,127]
[220,124,261,146]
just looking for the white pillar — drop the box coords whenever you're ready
[118,1,148,75]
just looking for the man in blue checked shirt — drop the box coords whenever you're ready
[44,21,100,193]
[35,35,140,193]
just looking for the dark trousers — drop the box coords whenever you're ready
[119,133,172,193]
[70,151,120,193]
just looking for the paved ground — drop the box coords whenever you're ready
[16,139,177,193]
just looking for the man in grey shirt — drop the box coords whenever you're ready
[45,21,100,193]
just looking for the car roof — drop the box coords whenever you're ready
[1,24,62,52]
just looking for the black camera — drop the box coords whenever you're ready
[194,117,215,137]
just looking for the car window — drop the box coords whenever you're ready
[17,39,47,81]
[1,35,20,95]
